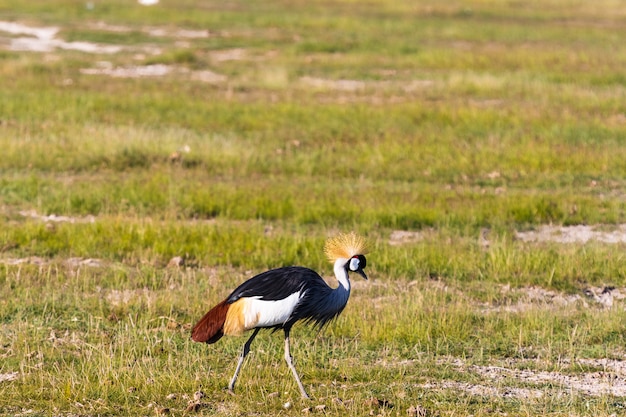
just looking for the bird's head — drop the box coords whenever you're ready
[324,232,369,280]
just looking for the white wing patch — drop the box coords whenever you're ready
[243,291,303,329]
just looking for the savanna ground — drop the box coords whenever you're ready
[1,0,626,415]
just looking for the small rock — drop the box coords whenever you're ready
[283,401,291,409]
[165,393,177,400]
[193,390,205,401]
[315,404,326,411]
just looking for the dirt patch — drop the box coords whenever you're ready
[420,380,543,400]
[299,76,367,92]
[104,288,151,306]
[88,21,210,39]
[66,258,103,267]
[388,230,427,246]
[80,63,171,78]
[19,209,95,224]
[298,76,434,93]
[472,362,626,397]
[0,257,103,267]
[0,20,212,54]
[0,372,19,383]
[429,356,626,399]
[0,21,122,53]
[80,62,227,82]
[190,69,227,83]
[0,257,48,266]
[0,21,57,40]
[481,285,585,313]
[209,48,247,62]
[515,224,626,244]
[482,285,626,313]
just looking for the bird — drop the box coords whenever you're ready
[191,232,369,399]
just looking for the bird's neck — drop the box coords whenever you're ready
[325,259,350,313]
[333,258,351,292]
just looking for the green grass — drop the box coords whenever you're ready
[2,0,626,415]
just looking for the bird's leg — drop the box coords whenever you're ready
[284,329,310,399]
[228,328,260,394]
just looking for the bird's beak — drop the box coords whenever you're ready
[356,269,368,280]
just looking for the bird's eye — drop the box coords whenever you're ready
[349,257,360,271]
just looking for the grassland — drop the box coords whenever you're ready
[1,0,626,415]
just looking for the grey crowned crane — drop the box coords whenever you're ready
[191,232,369,399]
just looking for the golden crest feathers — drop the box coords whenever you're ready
[324,232,368,262]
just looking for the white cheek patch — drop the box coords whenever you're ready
[349,257,360,271]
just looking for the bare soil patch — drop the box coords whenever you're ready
[80,63,172,78]
[80,62,227,83]
[516,224,626,244]
[420,380,543,400]
[430,356,626,399]
[298,76,433,93]
[388,230,427,246]
[209,48,247,62]
[19,209,95,224]
[0,21,122,53]
[0,20,212,55]
[0,372,19,383]
[0,256,103,267]
[481,285,626,313]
